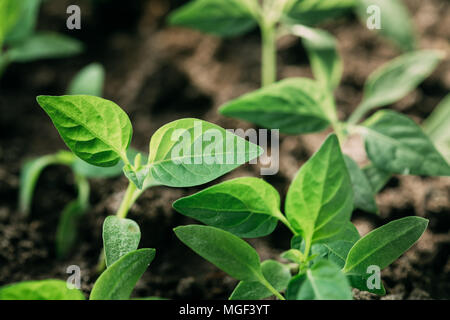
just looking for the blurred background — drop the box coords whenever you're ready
[0,0,449,299]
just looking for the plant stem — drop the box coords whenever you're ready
[116,182,137,219]
[261,24,276,87]
[258,275,286,300]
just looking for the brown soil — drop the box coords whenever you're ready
[0,0,449,300]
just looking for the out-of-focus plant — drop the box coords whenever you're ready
[168,0,416,87]
[174,134,429,299]
[219,49,449,214]
[0,0,82,77]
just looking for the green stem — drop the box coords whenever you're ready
[347,102,370,125]
[258,275,286,300]
[261,24,276,87]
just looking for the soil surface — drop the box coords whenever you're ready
[0,0,449,300]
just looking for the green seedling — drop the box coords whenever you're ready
[219,49,449,214]
[168,0,415,87]
[18,63,115,259]
[0,0,83,78]
[173,134,429,300]
[34,91,262,269]
[0,217,157,300]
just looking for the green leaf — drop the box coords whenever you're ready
[71,148,144,179]
[362,164,391,193]
[348,274,386,295]
[423,94,450,163]
[220,78,336,134]
[285,134,354,246]
[319,223,360,268]
[361,110,450,176]
[123,165,149,189]
[343,216,428,275]
[103,216,141,268]
[174,225,263,281]
[286,0,356,26]
[230,260,291,300]
[168,0,257,37]
[8,32,83,63]
[281,249,305,264]
[290,24,342,91]
[36,95,133,167]
[90,248,155,300]
[356,0,415,51]
[5,0,41,44]
[350,50,443,122]
[344,156,378,214]
[0,280,85,300]
[67,63,105,97]
[19,151,74,215]
[286,260,352,300]
[173,177,281,238]
[147,118,262,187]
[55,200,87,259]
[0,0,22,47]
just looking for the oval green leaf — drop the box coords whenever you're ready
[343,216,428,275]
[36,95,133,167]
[147,118,262,187]
[286,0,356,26]
[67,63,105,97]
[8,32,83,63]
[350,50,443,123]
[220,78,335,134]
[173,177,281,238]
[103,216,141,268]
[362,110,450,176]
[90,248,155,300]
[174,225,263,281]
[286,260,352,300]
[286,134,354,245]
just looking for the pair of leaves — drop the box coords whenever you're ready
[91,217,155,300]
[37,95,262,189]
[175,225,285,299]
[0,280,85,300]
[220,78,336,135]
[361,110,450,176]
[168,0,257,37]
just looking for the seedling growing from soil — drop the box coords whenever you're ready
[173,134,429,299]
[34,92,262,269]
[168,0,416,87]
[219,50,450,214]
[19,63,116,258]
[0,0,83,77]
[0,217,157,300]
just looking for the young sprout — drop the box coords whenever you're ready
[173,134,429,300]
